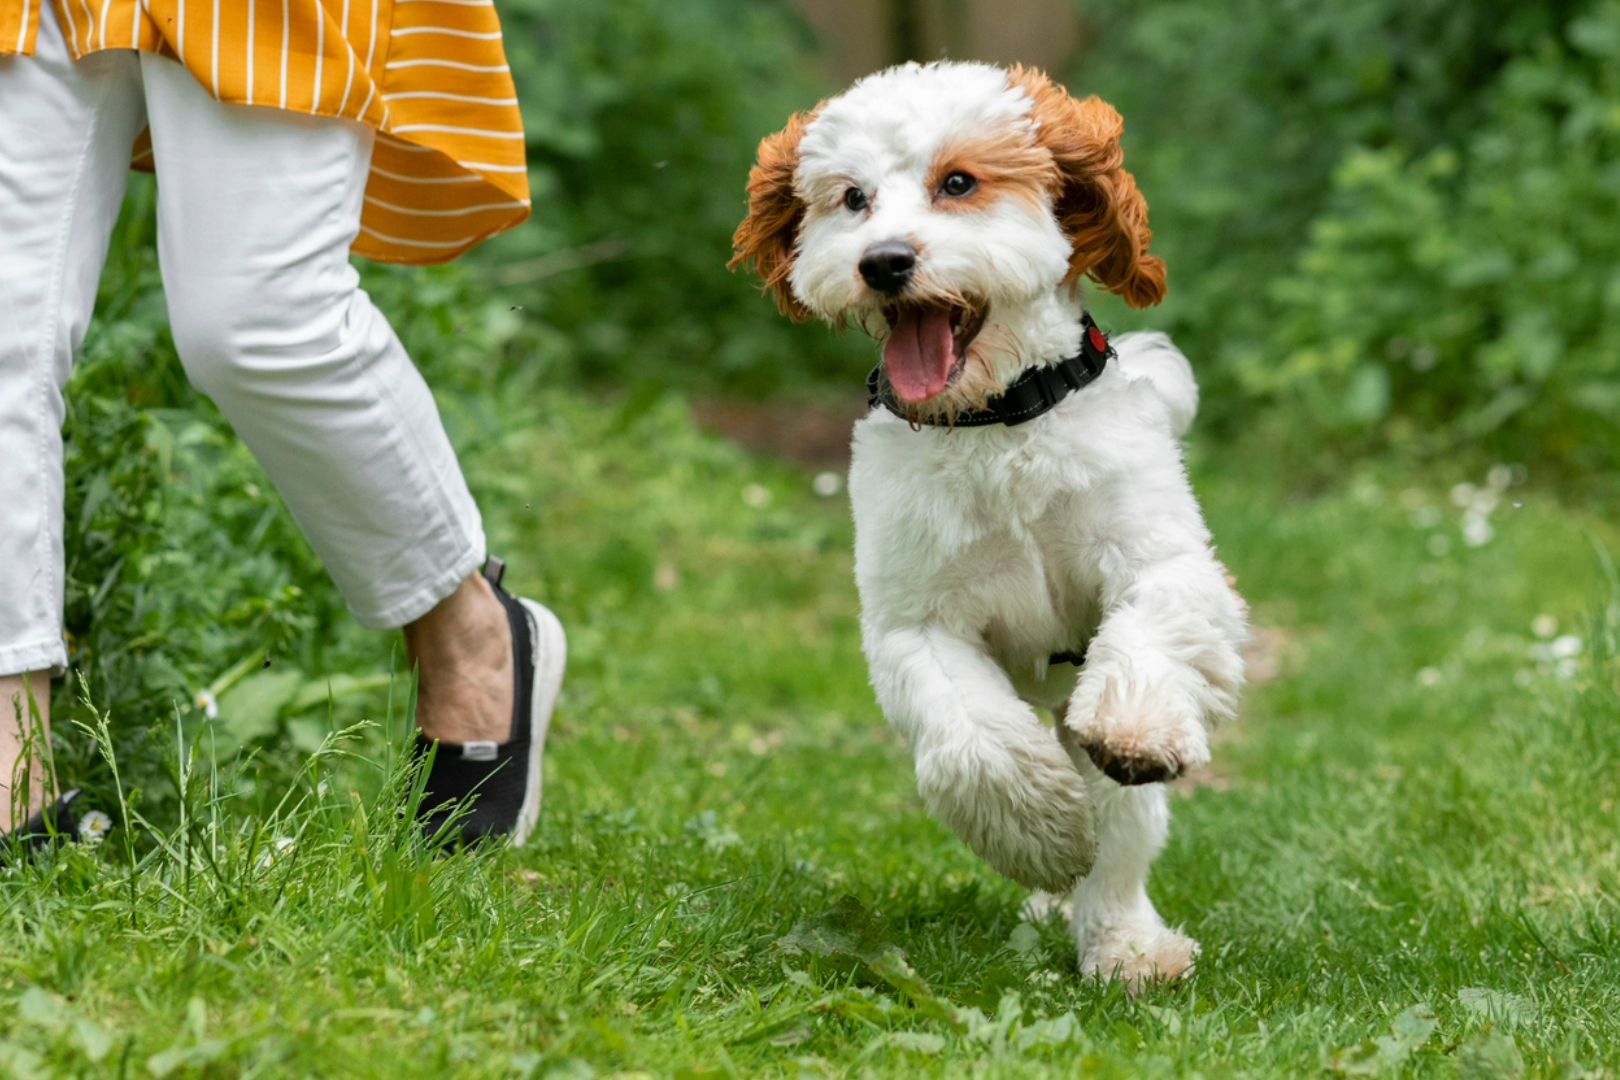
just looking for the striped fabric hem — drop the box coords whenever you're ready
[1,0,530,264]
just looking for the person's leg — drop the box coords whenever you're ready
[402,575,514,744]
[0,6,145,830]
[1,673,52,830]
[137,55,511,744]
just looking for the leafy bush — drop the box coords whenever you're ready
[478,0,870,398]
[1075,0,1617,486]
[1265,10,1620,480]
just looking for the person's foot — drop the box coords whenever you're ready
[411,558,566,847]
[0,789,81,866]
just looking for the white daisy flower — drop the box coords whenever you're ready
[261,836,295,868]
[194,689,219,720]
[77,810,112,845]
[1462,513,1494,548]
[1550,634,1583,660]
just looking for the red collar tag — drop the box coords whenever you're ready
[1087,323,1109,354]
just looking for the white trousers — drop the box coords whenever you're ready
[0,6,488,676]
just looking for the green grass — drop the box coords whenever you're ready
[5,390,1618,1079]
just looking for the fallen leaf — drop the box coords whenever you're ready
[1458,987,1535,1027]
[1459,1030,1525,1080]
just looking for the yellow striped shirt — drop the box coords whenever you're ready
[1,0,530,264]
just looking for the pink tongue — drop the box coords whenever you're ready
[884,306,956,403]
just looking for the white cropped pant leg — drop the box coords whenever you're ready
[0,5,487,676]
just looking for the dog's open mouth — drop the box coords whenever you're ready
[882,302,987,403]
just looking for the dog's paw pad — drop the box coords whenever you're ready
[1083,742,1183,786]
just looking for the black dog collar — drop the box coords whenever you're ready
[867,311,1114,428]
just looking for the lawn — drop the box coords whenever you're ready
[3,387,1617,1079]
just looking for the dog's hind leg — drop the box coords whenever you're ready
[865,625,1097,893]
[1054,718,1198,991]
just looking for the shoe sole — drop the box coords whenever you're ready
[512,598,566,848]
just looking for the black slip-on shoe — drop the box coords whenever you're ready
[0,789,82,866]
[415,557,566,848]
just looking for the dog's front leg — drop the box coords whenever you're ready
[1065,540,1247,786]
[866,625,1096,892]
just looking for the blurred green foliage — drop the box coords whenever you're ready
[475,0,868,397]
[47,0,1620,805]
[16,5,1620,1065]
[470,0,1620,481]
[1076,0,1619,486]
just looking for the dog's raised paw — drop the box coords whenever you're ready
[1062,675,1211,787]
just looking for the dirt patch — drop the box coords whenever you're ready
[692,395,869,471]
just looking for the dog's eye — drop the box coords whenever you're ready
[843,187,869,212]
[940,172,977,198]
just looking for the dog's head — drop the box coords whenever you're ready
[731,62,1165,416]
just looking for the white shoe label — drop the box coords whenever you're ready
[461,741,499,762]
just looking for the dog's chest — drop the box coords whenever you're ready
[850,418,1106,662]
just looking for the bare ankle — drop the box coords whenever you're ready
[1,671,53,834]
[405,572,514,745]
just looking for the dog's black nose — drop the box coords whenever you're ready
[858,241,916,296]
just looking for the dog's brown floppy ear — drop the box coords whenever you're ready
[729,106,820,320]
[1008,67,1166,309]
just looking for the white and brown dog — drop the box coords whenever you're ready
[732,62,1248,987]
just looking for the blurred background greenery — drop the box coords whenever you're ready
[15,7,1618,1069]
[482,0,1620,485]
[48,0,1620,808]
